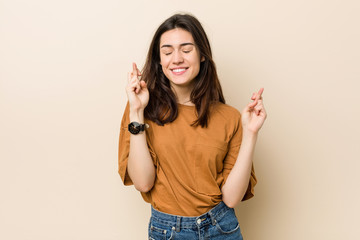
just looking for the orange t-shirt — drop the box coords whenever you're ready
[118,102,257,216]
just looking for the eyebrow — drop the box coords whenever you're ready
[160,43,194,48]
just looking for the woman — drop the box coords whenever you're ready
[118,13,267,240]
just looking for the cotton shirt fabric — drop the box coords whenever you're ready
[118,102,257,216]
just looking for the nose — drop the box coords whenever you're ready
[172,50,184,64]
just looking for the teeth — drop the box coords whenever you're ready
[172,68,186,73]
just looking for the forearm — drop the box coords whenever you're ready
[127,110,155,192]
[221,131,258,208]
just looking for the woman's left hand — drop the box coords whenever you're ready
[241,88,267,134]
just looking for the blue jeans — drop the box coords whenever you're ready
[148,202,243,240]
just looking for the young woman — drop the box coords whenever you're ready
[118,13,267,240]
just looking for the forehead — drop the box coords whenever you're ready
[160,28,195,47]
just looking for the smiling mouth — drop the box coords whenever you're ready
[171,68,188,73]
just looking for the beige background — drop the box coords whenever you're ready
[1,0,359,239]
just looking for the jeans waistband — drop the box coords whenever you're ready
[150,202,231,232]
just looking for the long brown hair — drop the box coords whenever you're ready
[142,13,225,127]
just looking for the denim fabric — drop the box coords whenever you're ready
[148,202,243,240]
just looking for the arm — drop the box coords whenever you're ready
[127,110,155,192]
[221,131,257,208]
[221,88,267,208]
[125,63,155,192]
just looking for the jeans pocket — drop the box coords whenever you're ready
[148,223,174,240]
[215,208,241,234]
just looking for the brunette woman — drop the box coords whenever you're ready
[118,13,267,240]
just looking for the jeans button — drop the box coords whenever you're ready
[197,219,201,224]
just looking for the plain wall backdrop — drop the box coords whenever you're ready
[1,0,359,239]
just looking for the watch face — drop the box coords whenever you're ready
[128,122,141,134]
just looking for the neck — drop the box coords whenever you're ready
[171,83,195,106]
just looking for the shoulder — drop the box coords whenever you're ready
[211,102,241,120]
[205,102,242,140]
[208,102,241,130]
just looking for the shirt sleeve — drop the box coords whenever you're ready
[118,103,133,185]
[222,111,257,201]
[117,102,157,186]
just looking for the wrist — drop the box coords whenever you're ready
[129,109,144,123]
[242,129,258,141]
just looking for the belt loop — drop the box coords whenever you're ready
[208,211,216,225]
[176,216,181,232]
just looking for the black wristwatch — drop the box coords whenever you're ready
[128,122,146,135]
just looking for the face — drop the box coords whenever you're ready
[159,28,204,91]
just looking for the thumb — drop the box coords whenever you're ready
[140,80,147,89]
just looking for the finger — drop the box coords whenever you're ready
[254,105,262,115]
[131,73,139,82]
[128,80,141,94]
[251,88,264,102]
[248,89,264,110]
[249,96,264,109]
[253,100,264,109]
[256,99,263,105]
[251,88,263,102]
[251,93,256,100]
[132,62,138,76]
[134,79,141,94]
[257,101,266,115]
[127,72,141,87]
[255,103,267,117]
[246,101,257,112]
[128,81,140,93]
[140,80,147,89]
[256,88,264,100]
[248,99,258,108]
[136,66,141,76]
[127,77,140,89]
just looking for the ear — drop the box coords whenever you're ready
[201,56,205,62]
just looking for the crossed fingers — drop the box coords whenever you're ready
[127,62,142,94]
[249,88,265,116]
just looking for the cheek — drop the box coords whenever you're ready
[190,57,201,71]
[162,65,168,76]
[159,59,171,78]
[189,53,201,66]
[160,61,167,72]
[159,56,169,67]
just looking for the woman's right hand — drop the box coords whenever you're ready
[125,63,155,192]
[126,63,149,112]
